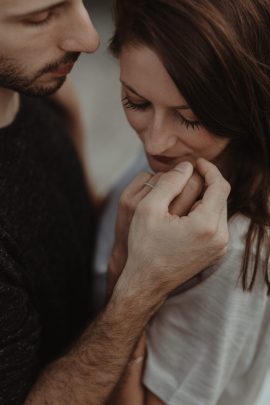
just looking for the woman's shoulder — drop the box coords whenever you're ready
[228,213,251,251]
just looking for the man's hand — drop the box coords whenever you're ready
[115,158,230,307]
[25,158,229,405]
[108,164,204,297]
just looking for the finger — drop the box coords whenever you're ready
[139,172,163,196]
[129,173,163,210]
[190,199,202,212]
[118,172,162,222]
[118,172,153,222]
[169,171,204,216]
[196,158,231,216]
[142,161,194,211]
[121,172,153,201]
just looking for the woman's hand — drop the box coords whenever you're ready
[107,172,162,298]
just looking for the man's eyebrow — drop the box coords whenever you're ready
[12,1,66,18]
[121,80,191,110]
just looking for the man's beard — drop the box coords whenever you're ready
[0,52,80,97]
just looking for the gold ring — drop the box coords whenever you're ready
[144,182,155,189]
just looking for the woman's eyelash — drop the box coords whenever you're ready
[174,111,201,130]
[121,97,150,111]
[122,96,201,130]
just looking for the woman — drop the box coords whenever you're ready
[106,0,270,404]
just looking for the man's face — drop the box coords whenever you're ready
[0,0,100,96]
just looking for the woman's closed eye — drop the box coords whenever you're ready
[121,96,201,131]
[122,96,150,111]
[174,110,201,130]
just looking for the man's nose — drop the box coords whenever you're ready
[59,6,100,54]
[144,119,177,155]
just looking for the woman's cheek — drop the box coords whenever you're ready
[124,111,147,137]
[190,128,230,160]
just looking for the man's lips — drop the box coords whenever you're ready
[50,63,74,76]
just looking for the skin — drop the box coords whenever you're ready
[0,0,99,127]
[0,2,230,404]
[0,0,102,204]
[107,159,230,405]
[109,45,232,404]
[120,45,230,173]
[26,158,230,405]
[0,0,99,96]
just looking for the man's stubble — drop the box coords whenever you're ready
[0,52,80,97]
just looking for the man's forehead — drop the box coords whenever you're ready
[0,0,64,15]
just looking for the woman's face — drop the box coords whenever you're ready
[119,45,230,173]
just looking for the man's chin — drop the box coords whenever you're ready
[20,77,66,97]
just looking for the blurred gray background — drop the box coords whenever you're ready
[70,0,140,195]
[71,2,270,403]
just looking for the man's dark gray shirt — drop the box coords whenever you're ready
[0,96,97,404]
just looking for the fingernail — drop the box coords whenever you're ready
[174,161,193,172]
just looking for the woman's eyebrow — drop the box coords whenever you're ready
[121,80,148,99]
[121,80,191,110]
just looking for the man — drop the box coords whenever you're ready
[0,1,230,404]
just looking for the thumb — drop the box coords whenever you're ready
[143,161,194,211]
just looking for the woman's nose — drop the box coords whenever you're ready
[143,119,177,155]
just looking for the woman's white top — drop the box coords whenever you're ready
[143,214,270,405]
[94,150,270,404]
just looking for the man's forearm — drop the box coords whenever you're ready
[25,280,156,405]
[107,335,146,405]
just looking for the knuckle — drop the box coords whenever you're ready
[139,171,152,182]
[130,202,137,212]
[119,191,131,210]
[222,179,231,196]
[214,232,229,251]
[197,221,217,239]
[221,245,229,256]
[215,245,228,260]
[119,192,127,206]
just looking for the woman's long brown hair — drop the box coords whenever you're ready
[110,0,270,294]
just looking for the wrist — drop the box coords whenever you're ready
[111,264,166,324]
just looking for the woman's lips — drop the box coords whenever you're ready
[147,154,195,172]
[147,154,179,172]
[148,155,179,169]
[150,155,178,164]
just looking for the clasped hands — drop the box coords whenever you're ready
[107,158,230,303]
